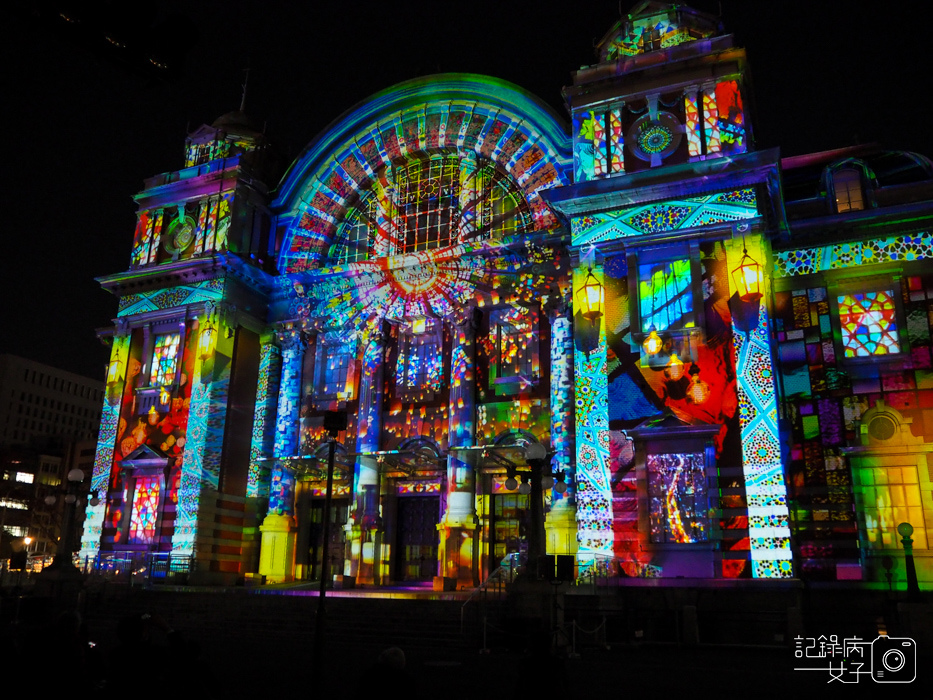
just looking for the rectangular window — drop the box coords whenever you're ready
[128,475,162,545]
[638,258,695,333]
[488,308,539,396]
[833,169,864,213]
[836,289,901,357]
[396,325,443,402]
[149,333,181,385]
[647,452,708,544]
[313,337,358,405]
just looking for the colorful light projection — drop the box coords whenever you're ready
[854,463,928,550]
[309,334,359,408]
[573,107,626,182]
[638,258,694,333]
[571,189,758,245]
[774,233,933,277]
[572,266,614,557]
[149,333,181,385]
[396,325,444,402]
[485,307,540,396]
[118,279,226,317]
[647,453,708,544]
[728,237,793,578]
[274,76,572,274]
[475,400,550,448]
[837,290,901,357]
[130,193,235,267]
[128,476,162,544]
[247,343,281,498]
[773,271,933,580]
[600,11,716,60]
[80,334,131,561]
[281,243,566,339]
[172,314,227,555]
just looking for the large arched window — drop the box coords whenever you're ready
[327,154,532,265]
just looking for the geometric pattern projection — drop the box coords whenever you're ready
[774,233,933,277]
[571,188,757,245]
[837,290,901,357]
[118,279,225,317]
[732,270,793,578]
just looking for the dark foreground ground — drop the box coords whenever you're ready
[2,580,931,699]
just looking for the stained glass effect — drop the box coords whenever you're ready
[647,453,708,544]
[837,290,901,357]
[129,476,161,544]
[639,259,693,333]
[149,334,181,386]
[397,328,443,402]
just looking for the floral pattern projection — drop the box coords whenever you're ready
[773,233,933,580]
[130,194,234,267]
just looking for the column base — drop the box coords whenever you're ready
[258,513,296,584]
[545,506,579,556]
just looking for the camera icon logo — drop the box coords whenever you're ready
[871,636,916,683]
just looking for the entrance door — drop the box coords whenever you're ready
[308,498,348,581]
[395,496,440,582]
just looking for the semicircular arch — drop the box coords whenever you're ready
[273,74,572,274]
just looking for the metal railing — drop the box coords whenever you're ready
[82,552,193,585]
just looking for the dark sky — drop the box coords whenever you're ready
[4,1,932,380]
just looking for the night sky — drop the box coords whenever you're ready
[5,1,932,381]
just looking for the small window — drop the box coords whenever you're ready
[488,308,539,396]
[836,289,901,357]
[128,475,162,545]
[312,336,358,406]
[149,333,181,386]
[833,168,864,213]
[637,255,696,334]
[396,323,443,402]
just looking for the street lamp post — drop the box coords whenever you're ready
[48,468,86,572]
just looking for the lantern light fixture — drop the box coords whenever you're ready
[732,247,763,302]
[577,269,604,323]
[199,321,217,360]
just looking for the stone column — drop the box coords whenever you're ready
[259,329,305,583]
[346,330,386,585]
[438,309,479,588]
[546,304,578,556]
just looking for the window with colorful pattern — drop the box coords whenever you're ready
[638,257,695,334]
[836,289,901,357]
[149,333,181,386]
[312,336,358,407]
[128,475,161,545]
[396,324,444,402]
[488,307,540,396]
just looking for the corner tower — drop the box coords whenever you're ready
[79,107,279,582]
[546,2,793,580]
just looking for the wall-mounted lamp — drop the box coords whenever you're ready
[107,358,123,385]
[731,248,763,302]
[198,321,216,360]
[577,270,604,323]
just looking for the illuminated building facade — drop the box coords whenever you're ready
[81,2,932,589]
